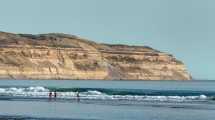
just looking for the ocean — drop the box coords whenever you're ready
[0,80,214,120]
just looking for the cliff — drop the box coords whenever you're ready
[0,31,192,80]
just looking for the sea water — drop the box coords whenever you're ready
[0,80,214,120]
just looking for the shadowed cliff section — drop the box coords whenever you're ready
[0,31,192,80]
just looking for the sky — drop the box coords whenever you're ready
[0,0,214,80]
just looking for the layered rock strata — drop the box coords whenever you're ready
[0,31,192,80]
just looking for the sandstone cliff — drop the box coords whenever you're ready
[0,31,191,80]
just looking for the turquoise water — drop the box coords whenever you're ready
[0,80,215,120]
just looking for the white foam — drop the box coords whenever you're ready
[0,87,210,102]
[26,86,48,92]
[0,88,5,93]
[85,90,103,95]
[199,95,207,99]
[0,86,49,97]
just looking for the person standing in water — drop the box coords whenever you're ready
[49,91,52,100]
[76,91,80,102]
[54,91,57,99]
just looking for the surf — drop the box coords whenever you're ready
[0,86,214,102]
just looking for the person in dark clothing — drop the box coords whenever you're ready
[77,91,80,102]
[49,92,52,99]
[54,91,57,99]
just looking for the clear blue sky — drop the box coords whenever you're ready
[0,0,214,80]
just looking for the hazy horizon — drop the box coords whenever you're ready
[0,0,214,80]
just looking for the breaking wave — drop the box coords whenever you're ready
[0,86,215,102]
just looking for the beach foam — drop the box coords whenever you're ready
[0,86,214,102]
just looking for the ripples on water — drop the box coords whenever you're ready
[0,115,97,120]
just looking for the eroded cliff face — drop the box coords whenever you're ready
[0,31,192,80]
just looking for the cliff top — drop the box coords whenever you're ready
[0,31,165,54]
